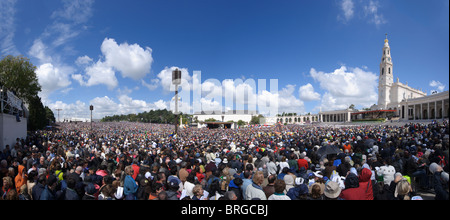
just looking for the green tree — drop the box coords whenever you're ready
[250,115,265,125]
[0,55,41,103]
[28,96,47,131]
[45,106,56,124]
[237,120,246,127]
[101,109,180,124]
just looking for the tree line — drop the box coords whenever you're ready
[101,109,191,124]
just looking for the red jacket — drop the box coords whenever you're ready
[297,158,308,170]
[358,168,374,200]
[131,164,140,180]
[340,169,373,200]
[340,187,366,200]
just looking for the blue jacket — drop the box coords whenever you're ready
[32,183,45,200]
[123,175,138,199]
[40,186,56,200]
[228,179,243,200]
[287,184,309,200]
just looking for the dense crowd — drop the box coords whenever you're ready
[1,120,448,200]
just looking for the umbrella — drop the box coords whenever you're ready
[316,145,342,157]
[364,139,376,148]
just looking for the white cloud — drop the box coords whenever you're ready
[193,98,223,112]
[74,38,153,89]
[277,85,305,114]
[76,60,118,90]
[157,66,192,92]
[51,0,95,25]
[0,0,19,55]
[75,55,93,66]
[29,39,53,63]
[338,0,354,22]
[154,100,168,110]
[310,66,378,110]
[30,0,94,53]
[47,100,88,121]
[337,0,387,27]
[141,79,160,91]
[299,83,321,101]
[44,0,95,47]
[363,0,387,27]
[101,38,153,80]
[429,80,445,93]
[257,90,279,115]
[48,95,170,121]
[36,63,73,94]
[90,96,118,117]
[144,67,305,116]
[27,0,95,100]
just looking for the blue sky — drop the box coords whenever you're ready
[1,0,448,120]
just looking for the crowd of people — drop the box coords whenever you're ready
[1,119,448,200]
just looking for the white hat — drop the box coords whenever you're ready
[295,177,304,185]
[313,171,323,178]
[145,172,153,180]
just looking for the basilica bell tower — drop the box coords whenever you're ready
[378,34,394,109]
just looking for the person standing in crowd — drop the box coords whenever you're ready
[1,176,15,200]
[323,181,343,200]
[245,171,267,200]
[268,179,290,200]
[123,165,138,200]
[263,174,276,199]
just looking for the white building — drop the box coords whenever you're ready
[271,114,320,125]
[376,35,448,120]
[316,35,449,122]
[319,109,353,123]
[193,110,258,124]
[399,90,449,120]
[377,35,427,112]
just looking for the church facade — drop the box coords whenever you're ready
[376,35,427,111]
[317,35,449,122]
[376,35,449,120]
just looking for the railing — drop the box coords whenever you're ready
[0,86,25,118]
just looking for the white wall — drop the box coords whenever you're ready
[0,114,27,150]
[195,114,254,123]
[389,83,426,107]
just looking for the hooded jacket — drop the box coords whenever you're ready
[358,168,374,200]
[287,184,309,200]
[228,179,243,200]
[123,175,138,199]
[340,173,365,200]
[15,165,27,193]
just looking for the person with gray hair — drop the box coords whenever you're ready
[223,190,237,200]
[245,171,267,200]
